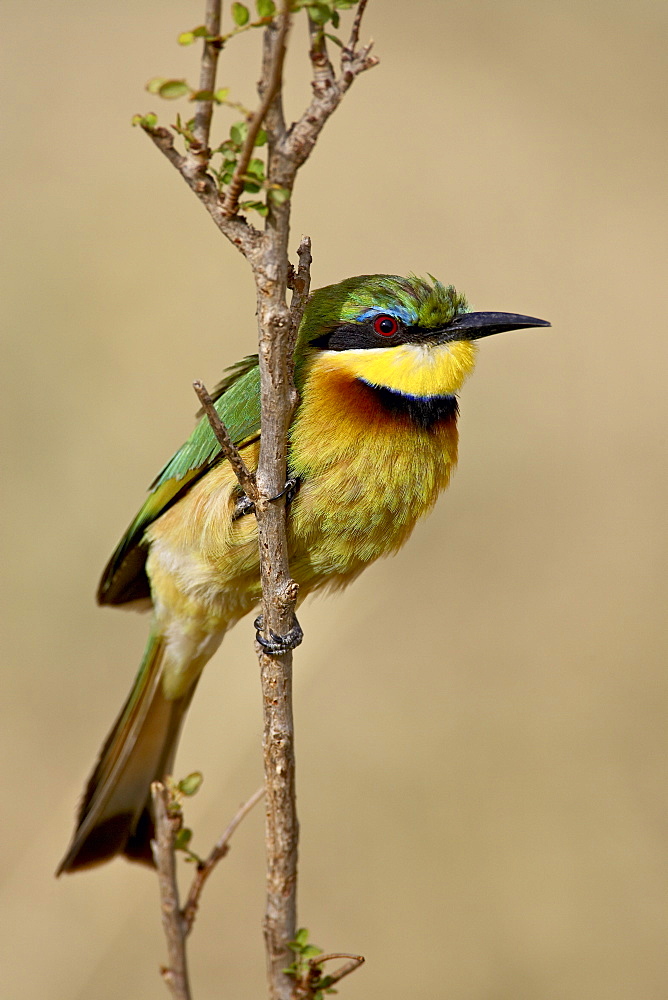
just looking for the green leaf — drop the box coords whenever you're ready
[256,0,276,15]
[295,927,310,948]
[230,121,248,145]
[178,31,196,45]
[173,114,196,143]
[254,127,268,147]
[331,10,340,28]
[308,3,331,25]
[178,771,204,796]
[214,87,230,103]
[174,827,193,849]
[132,112,158,129]
[232,2,250,25]
[302,944,323,958]
[268,185,291,204]
[193,25,210,36]
[324,31,343,47]
[146,77,165,94]
[158,79,191,100]
[190,89,215,101]
[240,200,268,216]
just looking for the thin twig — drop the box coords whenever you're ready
[182,786,265,935]
[309,953,365,988]
[221,6,291,216]
[151,783,192,1000]
[192,379,260,501]
[346,0,370,54]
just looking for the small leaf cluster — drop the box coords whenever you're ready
[284,928,337,998]
[178,0,358,49]
[179,0,277,48]
[166,772,205,865]
[210,120,290,214]
[298,0,357,27]
[230,0,276,26]
[213,119,268,212]
[133,0,358,214]
[131,112,158,130]
[270,0,358,49]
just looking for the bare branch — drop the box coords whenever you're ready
[286,236,312,393]
[307,18,335,96]
[182,786,265,936]
[289,235,313,309]
[347,0,370,54]
[192,379,260,501]
[254,271,301,1000]
[151,783,192,1000]
[284,2,378,170]
[258,624,299,1000]
[188,0,223,168]
[221,7,291,217]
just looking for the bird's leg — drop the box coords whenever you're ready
[254,614,303,655]
[232,477,301,520]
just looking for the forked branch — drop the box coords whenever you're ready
[151,782,266,1000]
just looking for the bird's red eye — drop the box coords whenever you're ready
[373,315,399,337]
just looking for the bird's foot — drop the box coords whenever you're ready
[269,476,301,505]
[254,614,303,655]
[232,478,301,521]
[232,494,256,520]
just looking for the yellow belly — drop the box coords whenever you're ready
[288,366,458,589]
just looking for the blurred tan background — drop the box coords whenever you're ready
[2,1,667,997]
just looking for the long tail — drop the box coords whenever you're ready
[57,631,196,874]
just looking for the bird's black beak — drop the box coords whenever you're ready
[439,311,551,342]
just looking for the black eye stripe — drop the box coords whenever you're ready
[310,318,406,351]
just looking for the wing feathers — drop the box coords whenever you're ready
[98,358,261,606]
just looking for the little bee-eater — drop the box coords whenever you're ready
[58,274,549,873]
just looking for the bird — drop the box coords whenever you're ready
[58,273,549,874]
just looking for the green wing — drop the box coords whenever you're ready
[98,357,261,606]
